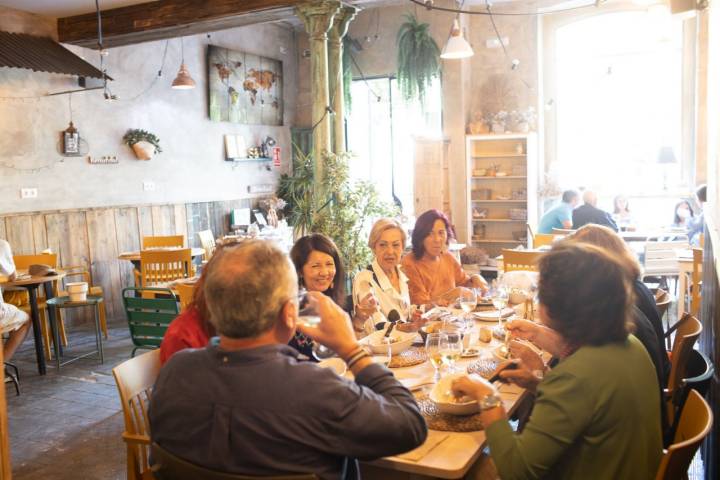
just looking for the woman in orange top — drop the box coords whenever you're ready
[401,209,488,306]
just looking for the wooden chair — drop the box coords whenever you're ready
[174,283,196,312]
[532,233,557,249]
[11,253,65,359]
[690,248,702,316]
[112,349,161,480]
[665,349,714,446]
[57,265,108,339]
[654,289,673,350]
[551,228,576,235]
[197,230,216,260]
[664,314,702,424]
[151,442,318,480]
[122,287,179,357]
[142,235,184,249]
[139,249,192,287]
[655,389,713,480]
[501,249,544,272]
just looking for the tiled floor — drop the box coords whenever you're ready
[6,321,133,479]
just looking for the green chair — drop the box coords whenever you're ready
[122,287,179,357]
[151,442,318,480]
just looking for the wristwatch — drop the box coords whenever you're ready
[479,392,502,410]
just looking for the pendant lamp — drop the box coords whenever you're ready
[441,19,474,59]
[172,37,196,89]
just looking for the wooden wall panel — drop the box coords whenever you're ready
[32,214,48,253]
[114,207,141,290]
[173,204,188,246]
[86,210,122,320]
[186,202,210,248]
[5,216,34,255]
[151,205,175,236]
[138,206,154,239]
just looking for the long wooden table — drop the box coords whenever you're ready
[358,317,528,479]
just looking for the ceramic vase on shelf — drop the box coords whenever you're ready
[491,122,505,134]
[131,141,156,160]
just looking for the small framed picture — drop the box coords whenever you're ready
[253,210,267,226]
[63,127,80,155]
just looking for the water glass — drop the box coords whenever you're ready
[440,332,463,372]
[297,289,321,328]
[425,333,445,382]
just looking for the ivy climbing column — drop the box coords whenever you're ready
[328,5,357,155]
[296,0,340,182]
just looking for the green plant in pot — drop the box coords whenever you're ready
[123,129,162,160]
[277,148,398,275]
[396,13,441,107]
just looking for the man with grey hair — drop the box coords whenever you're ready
[572,190,618,231]
[149,240,427,479]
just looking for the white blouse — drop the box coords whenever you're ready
[0,239,28,330]
[352,259,411,334]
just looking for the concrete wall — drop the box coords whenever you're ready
[296,1,538,241]
[0,7,298,214]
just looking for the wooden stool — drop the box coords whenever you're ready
[46,296,104,369]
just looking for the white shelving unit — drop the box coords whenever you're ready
[465,133,538,257]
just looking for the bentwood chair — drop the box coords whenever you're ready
[664,314,702,424]
[139,249,192,287]
[142,235,185,249]
[151,443,318,480]
[197,230,216,261]
[655,389,713,480]
[57,265,108,338]
[690,248,702,316]
[655,289,673,350]
[122,288,179,357]
[112,349,161,480]
[501,249,544,272]
[551,228,576,235]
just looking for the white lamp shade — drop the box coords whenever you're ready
[441,19,474,59]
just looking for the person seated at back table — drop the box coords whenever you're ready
[688,184,706,245]
[612,195,635,231]
[149,240,427,479]
[401,209,487,307]
[0,239,32,363]
[537,190,579,234]
[572,190,618,231]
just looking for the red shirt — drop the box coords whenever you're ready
[160,307,212,365]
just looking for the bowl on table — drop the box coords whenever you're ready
[361,329,415,355]
[430,374,480,416]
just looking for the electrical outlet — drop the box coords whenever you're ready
[143,181,156,192]
[20,187,38,199]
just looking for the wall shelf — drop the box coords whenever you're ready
[472,219,525,223]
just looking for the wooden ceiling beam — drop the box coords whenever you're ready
[57,0,307,48]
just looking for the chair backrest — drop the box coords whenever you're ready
[174,283,196,312]
[13,253,58,270]
[197,230,216,260]
[151,442,317,480]
[140,249,192,287]
[122,288,179,350]
[655,389,713,480]
[667,314,702,400]
[502,249,544,272]
[690,247,702,315]
[655,288,672,319]
[113,349,161,480]
[551,228,576,235]
[142,235,185,249]
[532,233,557,249]
[59,264,93,288]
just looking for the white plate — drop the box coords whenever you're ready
[492,345,512,362]
[317,358,347,376]
[471,309,515,322]
[461,348,481,358]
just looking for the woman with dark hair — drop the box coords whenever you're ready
[289,234,376,356]
[452,243,662,479]
[672,200,694,228]
[401,209,487,306]
[159,247,220,364]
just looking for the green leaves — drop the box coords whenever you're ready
[396,13,440,106]
[122,129,163,153]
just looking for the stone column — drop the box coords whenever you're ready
[296,0,340,181]
[327,5,357,154]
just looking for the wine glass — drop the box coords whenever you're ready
[455,287,477,336]
[491,284,510,331]
[440,332,463,372]
[425,333,445,382]
[375,338,393,368]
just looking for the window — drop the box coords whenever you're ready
[346,77,442,216]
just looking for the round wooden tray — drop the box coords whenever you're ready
[415,393,485,432]
[389,347,427,368]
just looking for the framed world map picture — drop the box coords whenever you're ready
[207,45,283,125]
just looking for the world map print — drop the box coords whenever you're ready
[207,45,283,125]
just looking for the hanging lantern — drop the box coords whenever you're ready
[63,121,80,155]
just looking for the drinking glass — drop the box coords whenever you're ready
[491,284,509,331]
[425,333,445,382]
[440,332,463,372]
[297,289,321,328]
[375,338,393,368]
[454,287,477,337]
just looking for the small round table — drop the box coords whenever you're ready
[46,295,104,369]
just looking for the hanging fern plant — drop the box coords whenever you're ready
[396,13,440,106]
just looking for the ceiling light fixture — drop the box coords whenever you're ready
[441,18,474,59]
[172,37,196,90]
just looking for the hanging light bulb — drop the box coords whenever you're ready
[441,19,474,59]
[172,37,196,90]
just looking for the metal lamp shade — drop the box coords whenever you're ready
[441,19,474,59]
[171,63,196,89]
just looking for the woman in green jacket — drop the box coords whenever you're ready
[453,242,663,480]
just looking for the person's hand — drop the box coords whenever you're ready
[497,359,542,392]
[451,374,497,401]
[470,274,489,293]
[355,292,379,320]
[396,315,426,332]
[508,340,544,372]
[296,292,357,358]
[505,319,539,342]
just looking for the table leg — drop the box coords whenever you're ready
[26,287,46,375]
[678,272,687,318]
[94,303,104,364]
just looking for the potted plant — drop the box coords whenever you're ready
[123,129,162,160]
[396,13,440,107]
